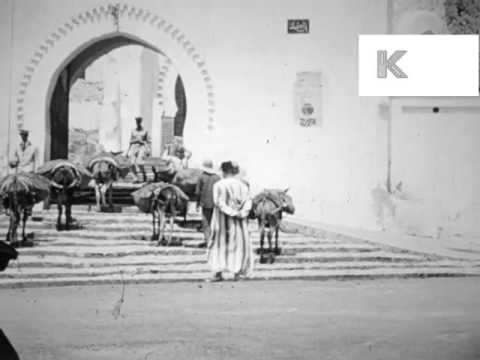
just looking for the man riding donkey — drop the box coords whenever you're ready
[1,130,49,247]
[7,130,37,246]
[11,129,36,173]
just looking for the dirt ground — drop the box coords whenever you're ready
[1,278,480,360]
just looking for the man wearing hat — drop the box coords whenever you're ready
[126,117,151,183]
[195,159,220,247]
[11,129,36,173]
[162,136,192,169]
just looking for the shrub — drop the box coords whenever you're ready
[444,0,480,87]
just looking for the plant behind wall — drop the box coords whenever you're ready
[444,0,480,87]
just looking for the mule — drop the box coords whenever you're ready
[2,191,35,247]
[90,159,118,212]
[151,186,188,246]
[50,165,80,230]
[252,189,295,264]
[149,158,177,183]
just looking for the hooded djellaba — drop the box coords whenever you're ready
[206,161,253,282]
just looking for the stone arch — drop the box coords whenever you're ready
[14,3,216,165]
[155,57,175,109]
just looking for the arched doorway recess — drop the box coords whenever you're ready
[14,4,216,165]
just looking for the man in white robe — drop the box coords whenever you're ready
[207,161,253,281]
[12,130,36,173]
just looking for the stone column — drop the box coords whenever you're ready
[116,46,142,152]
[99,54,122,153]
[161,67,179,154]
[140,47,159,142]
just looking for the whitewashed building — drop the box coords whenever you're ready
[0,0,479,240]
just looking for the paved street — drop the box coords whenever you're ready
[1,278,479,360]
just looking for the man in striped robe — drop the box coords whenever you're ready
[207,161,253,281]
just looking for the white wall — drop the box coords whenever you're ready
[0,0,410,233]
[0,0,13,173]
[390,98,480,239]
[194,0,389,228]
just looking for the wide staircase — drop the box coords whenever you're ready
[66,182,142,205]
[1,203,479,288]
[64,168,161,206]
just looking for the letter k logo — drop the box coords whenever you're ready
[377,50,408,78]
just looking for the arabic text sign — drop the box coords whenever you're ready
[288,19,309,34]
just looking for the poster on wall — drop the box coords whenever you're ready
[294,72,323,127]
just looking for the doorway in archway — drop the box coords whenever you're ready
[48,35,187,163]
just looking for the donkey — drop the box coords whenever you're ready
[90,159,118,212]
[50,165,80,230]
[2,190,35,247]
[251,189,295,264]
[150,158,177,183]
[151,185,189,246]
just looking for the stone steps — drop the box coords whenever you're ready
[48,183,146,205]
[0,207,479,288]
[6,253,439,268]
[0,268,476,289]
[2,245,386,257]
[2,259,475,277]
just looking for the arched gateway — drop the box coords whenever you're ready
[14,4,216,165]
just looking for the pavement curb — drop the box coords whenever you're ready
[2,272,478,290]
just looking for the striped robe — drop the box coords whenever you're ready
[207,177,253,277]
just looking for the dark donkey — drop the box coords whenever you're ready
[1,172,49,247]
[89,159,118,212]
[2,190,35,247]
[50,165,81,230]
[251,189,295,263]
[151,185,189,246]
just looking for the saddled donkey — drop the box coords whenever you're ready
[2,190,35,247]
[251,189,295,263]
[89,158,118,211]
[151,185,189,246]
[50,164,81,230]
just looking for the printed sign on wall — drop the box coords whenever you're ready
[294,72,323,127]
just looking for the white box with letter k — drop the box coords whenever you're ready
[358,35,479,96]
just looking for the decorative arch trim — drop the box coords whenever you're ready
[15,3,215,131]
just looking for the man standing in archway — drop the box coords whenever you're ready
[126,117,150,183]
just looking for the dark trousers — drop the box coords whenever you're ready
[201,207,214,242]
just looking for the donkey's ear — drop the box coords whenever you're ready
[283,188,290,194]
